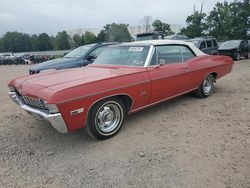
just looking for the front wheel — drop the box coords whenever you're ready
[86,97,125,140]
[195,74,214,98]
[233,52,240,61]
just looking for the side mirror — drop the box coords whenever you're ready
[86,55,97,61]
[156,62,165,68]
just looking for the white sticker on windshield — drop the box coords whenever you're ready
[128,47,144,52]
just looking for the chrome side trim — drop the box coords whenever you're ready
[144,45,154,67]
[71,108,84,116]
[130,88,198,113]
[58,80,149,104]
[8,91,68,133]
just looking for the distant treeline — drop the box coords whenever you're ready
[180,0,250,41]
[0,23,133,53]
[0,0,249,53]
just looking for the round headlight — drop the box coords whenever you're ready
[44,100,59,113]
[9,85,15,92]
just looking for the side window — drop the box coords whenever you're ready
[206,40,212,48]
[212,40,218,47]
[181,46,195,61]
[88,46,106,58]
[199,42,206,49]
[156,45,182,64]
[242,41,248,48]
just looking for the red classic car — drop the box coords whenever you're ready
[8,40,233,140]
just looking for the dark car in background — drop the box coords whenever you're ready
[29,42,118,74]
[0,53,26,65]
[219,40,249,61]
[188,37,219,55]
[136,32,164,41]
[164,33,189,40]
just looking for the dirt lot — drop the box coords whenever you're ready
[0,59,250,188]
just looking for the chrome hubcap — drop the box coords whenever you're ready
[237,53,240,60]
[203,76,213,95]
[96,103,121,133]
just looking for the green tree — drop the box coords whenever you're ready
[73,34,85,47]
[97,30,106,42]
[98,23,132,42]
[37,33,53,51]
[55,31,71,50]
[152,19,174,36]
[0,38,4,52]
[30,34,39,51]
[2,32,32,52]
[207,0,250,41]
[181,8,207,38]
[83,32,97,44]
[50,36,56,50]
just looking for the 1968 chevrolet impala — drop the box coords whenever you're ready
[8,40,233,140]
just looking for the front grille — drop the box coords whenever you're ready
[29,70,37,74]
[219,50,233,56]
[21,95,46,110]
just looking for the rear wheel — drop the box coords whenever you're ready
[195,74,214,98]
[86,97,125,140]
[245,52,249,59]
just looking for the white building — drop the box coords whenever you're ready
[66,24,183,39]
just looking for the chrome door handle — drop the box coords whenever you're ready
[181,66,189,69]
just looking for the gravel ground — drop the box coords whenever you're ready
[0,59,250,188]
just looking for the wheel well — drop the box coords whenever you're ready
[89,94,133,115]
[210,72,217,80]
[116,95,133,113]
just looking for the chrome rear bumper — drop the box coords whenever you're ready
[8,91,68,133]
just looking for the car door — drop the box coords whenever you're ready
[240,41,249,57]
[199,41,207,54]
[204,40,213,54]
[212,39,219,55]
[147,45,192,104]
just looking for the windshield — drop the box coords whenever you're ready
[220,40,241,49]
[165,35,175,39]
[93,46,150,66]
[136,36,154,41]
[64,45,94,58]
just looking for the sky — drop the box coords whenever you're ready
[0,0,231,36]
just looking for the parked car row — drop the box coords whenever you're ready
[0,53,27,65]
[137,33,249,61]
[187,37,250,61]
[8,39,234,140]
[0,53,56,65]
[29,42,118,74]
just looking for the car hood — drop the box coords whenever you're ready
[219,47,238,51]
[30,57,81,71]
[10,64,147,103]
[12,64,145,89]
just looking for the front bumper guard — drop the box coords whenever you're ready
[8,91,68,133]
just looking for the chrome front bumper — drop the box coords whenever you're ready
[8,91,68,133]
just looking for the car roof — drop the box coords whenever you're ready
[98,42,120,46]
[122,39,194,46]
[79,42,119,48]
[117,40,206,56]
